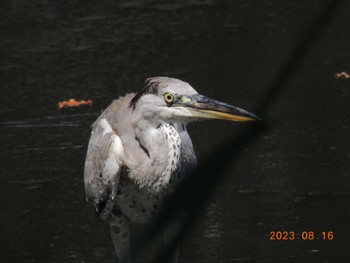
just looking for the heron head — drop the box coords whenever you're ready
[130,77,260,125]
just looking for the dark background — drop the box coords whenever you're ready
[1,0,349,262]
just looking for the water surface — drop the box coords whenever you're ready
[1,1,350,262]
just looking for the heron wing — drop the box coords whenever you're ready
[84,117,125,219]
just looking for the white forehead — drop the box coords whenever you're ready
[150,77,198,96]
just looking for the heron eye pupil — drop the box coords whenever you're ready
[164,93,175,105]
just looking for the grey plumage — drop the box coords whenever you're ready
[84,77,259,262]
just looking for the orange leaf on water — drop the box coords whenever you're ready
[58,99,93,109]
[334,71,350,79]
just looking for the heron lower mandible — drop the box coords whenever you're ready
[84,77,259,263]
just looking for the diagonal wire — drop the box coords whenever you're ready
[130,0,344,261]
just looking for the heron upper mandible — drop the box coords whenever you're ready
[84,77,259,263]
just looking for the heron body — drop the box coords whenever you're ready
[84,77,258,262]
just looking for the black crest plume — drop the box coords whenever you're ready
[129,78,160,109]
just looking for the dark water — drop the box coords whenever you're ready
[1,1,350,262]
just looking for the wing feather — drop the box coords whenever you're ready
[84,118,124,219]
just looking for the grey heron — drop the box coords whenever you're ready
[84,77,259,262]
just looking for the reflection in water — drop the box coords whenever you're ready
[1,0,350,262]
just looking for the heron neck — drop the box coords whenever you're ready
[132,120,182,191]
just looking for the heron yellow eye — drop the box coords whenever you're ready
[164,93,175,105]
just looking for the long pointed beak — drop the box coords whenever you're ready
[181,94,260,122]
